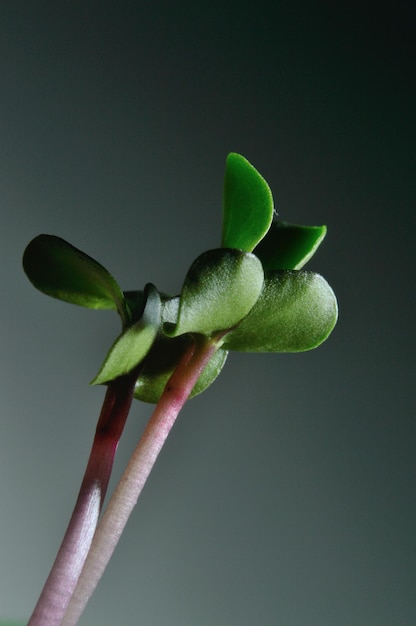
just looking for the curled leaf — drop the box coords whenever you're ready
[165,248,264,337]
[221,153,274,252]
[254,220,327,270]
[91,284,161,385]
[23,234,128,325]
[124,291,179,326]
[223,270,338,352]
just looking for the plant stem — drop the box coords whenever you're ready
[27,371,138,626]
[62,335,220,626]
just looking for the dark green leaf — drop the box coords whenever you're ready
[254,220,327,270]
[23,235,128,324]
[91,284,161,385]
[221,153,274,251]
[134,334,228,403]
[223,270,338,352]
[165,248,264,337]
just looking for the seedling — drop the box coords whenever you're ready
[22,153,337,625]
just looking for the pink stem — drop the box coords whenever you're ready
[62,335,220,626]
[28,371,138,626]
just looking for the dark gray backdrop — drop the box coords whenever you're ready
[1,2,414,625]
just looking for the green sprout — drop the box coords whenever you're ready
[22,153,337,626]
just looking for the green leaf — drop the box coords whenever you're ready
[221,153,274,251]
[23,235,129,325]
[134,335,228,403]
[254,220,327,270]
[91,284,161,385]
[165,248,264,337]
[223,270,338,352]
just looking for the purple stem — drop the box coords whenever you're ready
[27,371,138,626]
[62,335,220,625]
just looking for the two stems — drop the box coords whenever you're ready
[27,372,138,626]
[29,334,220,626]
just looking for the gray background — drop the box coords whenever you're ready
[1,2,414,625]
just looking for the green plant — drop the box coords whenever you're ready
[22,153,337,625]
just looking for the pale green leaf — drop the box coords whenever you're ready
[223,270,338,352]
[165,248,264,337]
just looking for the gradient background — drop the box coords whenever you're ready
[0,2,414,625]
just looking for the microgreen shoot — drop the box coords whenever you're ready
[23,153,337,625]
